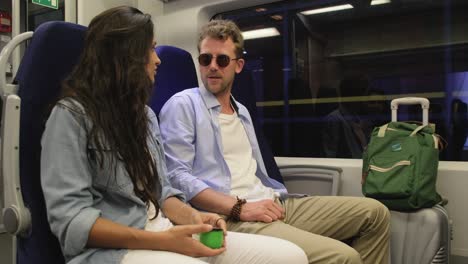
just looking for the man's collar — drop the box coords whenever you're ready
[199,85,239,114]
[230,96,239,114]
[199,85,220,109]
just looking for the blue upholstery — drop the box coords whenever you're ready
[15,21,86,264]
[231,69,284,184]
[149,45,198,115]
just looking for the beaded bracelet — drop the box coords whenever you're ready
[228,196,247,221]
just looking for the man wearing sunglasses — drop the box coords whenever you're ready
[159,20,390,264]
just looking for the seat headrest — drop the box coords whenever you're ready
[17,21,86,103]
[149,45,198,115]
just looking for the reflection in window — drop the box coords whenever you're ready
[216,0,468,161]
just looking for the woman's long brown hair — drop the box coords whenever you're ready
[60,6,160,217]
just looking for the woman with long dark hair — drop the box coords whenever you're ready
[40,6,307,264]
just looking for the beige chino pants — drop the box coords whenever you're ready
[227,196,390,264]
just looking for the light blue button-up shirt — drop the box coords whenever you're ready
[41,99,185,264]
[159,86,287,201]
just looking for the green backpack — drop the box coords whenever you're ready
[362,122,442,211]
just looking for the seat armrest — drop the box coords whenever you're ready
[1,94,31,236]
[1,32,34,236]
[278,164,342,196]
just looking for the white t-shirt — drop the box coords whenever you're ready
[218,112,275,202]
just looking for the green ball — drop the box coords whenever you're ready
[200,228,224,249]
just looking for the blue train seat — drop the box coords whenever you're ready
[3,21,86,264]
[149,45,199,116]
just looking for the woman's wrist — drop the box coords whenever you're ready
[164,197,201,225]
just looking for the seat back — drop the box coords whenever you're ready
[15,21,86,264]
[231,69,283,183]
[149,45,198,116]
[277,165,341,196]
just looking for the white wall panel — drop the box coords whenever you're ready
[77,0,137,26]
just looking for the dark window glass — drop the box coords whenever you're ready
[28,0,65,31]
[216,0,468,161]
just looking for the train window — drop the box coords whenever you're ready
[28,0,65,31]
[215,0,468,161]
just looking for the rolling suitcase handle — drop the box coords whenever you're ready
[391,97,430,125]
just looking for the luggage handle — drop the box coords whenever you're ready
[391,97,429,125]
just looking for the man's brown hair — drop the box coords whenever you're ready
[198,20,244,58]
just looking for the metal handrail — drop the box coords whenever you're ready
[0,31,33,95]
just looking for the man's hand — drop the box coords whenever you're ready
[240,199,285,223]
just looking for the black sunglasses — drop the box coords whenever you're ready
[198,53,240,68]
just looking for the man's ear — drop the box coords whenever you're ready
[235,58,245,74]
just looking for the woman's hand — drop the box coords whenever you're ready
[199,212,227,234]
[199,212,227,248]
[161,224,226,257]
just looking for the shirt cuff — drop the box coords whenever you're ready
[63,207,101,258]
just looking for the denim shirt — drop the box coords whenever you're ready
[41,100,185,264]
[159,86,287,202]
